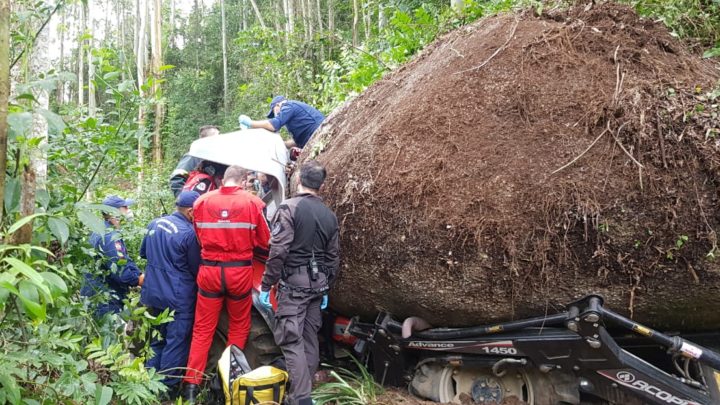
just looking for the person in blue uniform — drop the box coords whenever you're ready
[81,195,144,317]
[140,191,202,392]
[238,96,325,149]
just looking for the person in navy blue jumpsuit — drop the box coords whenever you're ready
[238,96,325,149]
[81,195,143,317]
[140,191,202,391]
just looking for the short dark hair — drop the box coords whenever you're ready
[300,161,326,190]
[224,165,248,183]
[199,125,219,138]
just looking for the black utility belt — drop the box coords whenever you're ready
[201,259,252,267]
[278,280,328,295]
[282,265,329,276]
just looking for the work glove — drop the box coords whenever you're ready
[238,114,252,130]
[259,290,272,310]
[321,294,328,310]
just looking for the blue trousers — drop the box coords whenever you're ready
[147,309,194,387]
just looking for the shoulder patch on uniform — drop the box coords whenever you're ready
[272,222,282,236]
[114,241,126,258]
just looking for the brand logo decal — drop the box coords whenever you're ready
[407,341,455,349]
[221,210,229,218]
[598,370,701,405]
[616,371,635,383]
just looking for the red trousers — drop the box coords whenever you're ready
[184,264,253,385]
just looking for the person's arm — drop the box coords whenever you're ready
[252,202,271,264]
[267,105,294,133]
[170,155,199,197]
[139,222,152,259]
[262,205,294,291]
[326,225,340,287]
[250,120,278,132]
[186,233,202,278]
[106,237,142,287]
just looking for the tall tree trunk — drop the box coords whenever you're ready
[378,3,386,31]
[316,0,323,60]
[134,0,139,58]
[30,19,49,188]
[87,2,96,116]
[300,0,309,42]
[170,0,175,47]
[150,0,163,165]
[78,3,86,106]
[221,0,229,114]
[136,0,147,178]
[273,0,282,33]
[352,0,359,47]
[193,0,200,72]
[286,0,294,34]
[363,0,371,41]
[306,0,313,41]
[241,0,247,31]
[56,8,65,105]
[327,0,334,57]
[315,0,322,31]
[118,0,125,81]
[13,4,51,243]
[104,0,110,41]
[248,0,266,29]
[0,0,8,223]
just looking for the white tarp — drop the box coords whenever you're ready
[187,129,289,217]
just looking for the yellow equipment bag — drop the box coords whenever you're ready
[218,345,288,405]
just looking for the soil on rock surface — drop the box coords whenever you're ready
[308,3,720,330]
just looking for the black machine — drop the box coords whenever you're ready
[347,295,720,404]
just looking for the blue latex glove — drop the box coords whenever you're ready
[238,114,252,130]
[259,290,272,309]
[321,295,328,310]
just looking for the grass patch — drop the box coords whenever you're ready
[312,357,383,405]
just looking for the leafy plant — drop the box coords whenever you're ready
[312,357,383,405]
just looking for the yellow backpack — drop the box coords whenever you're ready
[217,345,289,405]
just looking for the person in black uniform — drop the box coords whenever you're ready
[259,161,339,405]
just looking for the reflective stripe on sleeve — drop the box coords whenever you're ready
[195,222,257,229]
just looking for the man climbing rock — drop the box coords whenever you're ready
[238,96,325,149]
[182,165,270,403]
[81,195,143,317]
[140,191,201,395]
[259,160,340,405]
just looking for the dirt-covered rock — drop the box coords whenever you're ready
[306,3,720,330]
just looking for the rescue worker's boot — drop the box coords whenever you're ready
[297,397,314,405]
[182,383,200,403]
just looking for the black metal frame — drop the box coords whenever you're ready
[347,295,720,405]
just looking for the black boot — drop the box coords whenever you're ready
[182,383,200,404]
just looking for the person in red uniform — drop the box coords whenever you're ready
[182,165,271,402]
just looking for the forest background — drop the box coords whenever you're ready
[1,0,719,403]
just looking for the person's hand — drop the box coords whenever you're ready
[138,273,145,287]
[259,290,272,309]
[238,115,252,130]
[321,294,328,310]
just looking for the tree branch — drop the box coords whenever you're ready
[75,109,132,203]
[10,0,65,71]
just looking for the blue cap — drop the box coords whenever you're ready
[176,191,201,208]
[103,195,135,209]
[267,96,286,118]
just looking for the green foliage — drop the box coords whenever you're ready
[625,0,720,50]
[312,357,383,405]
